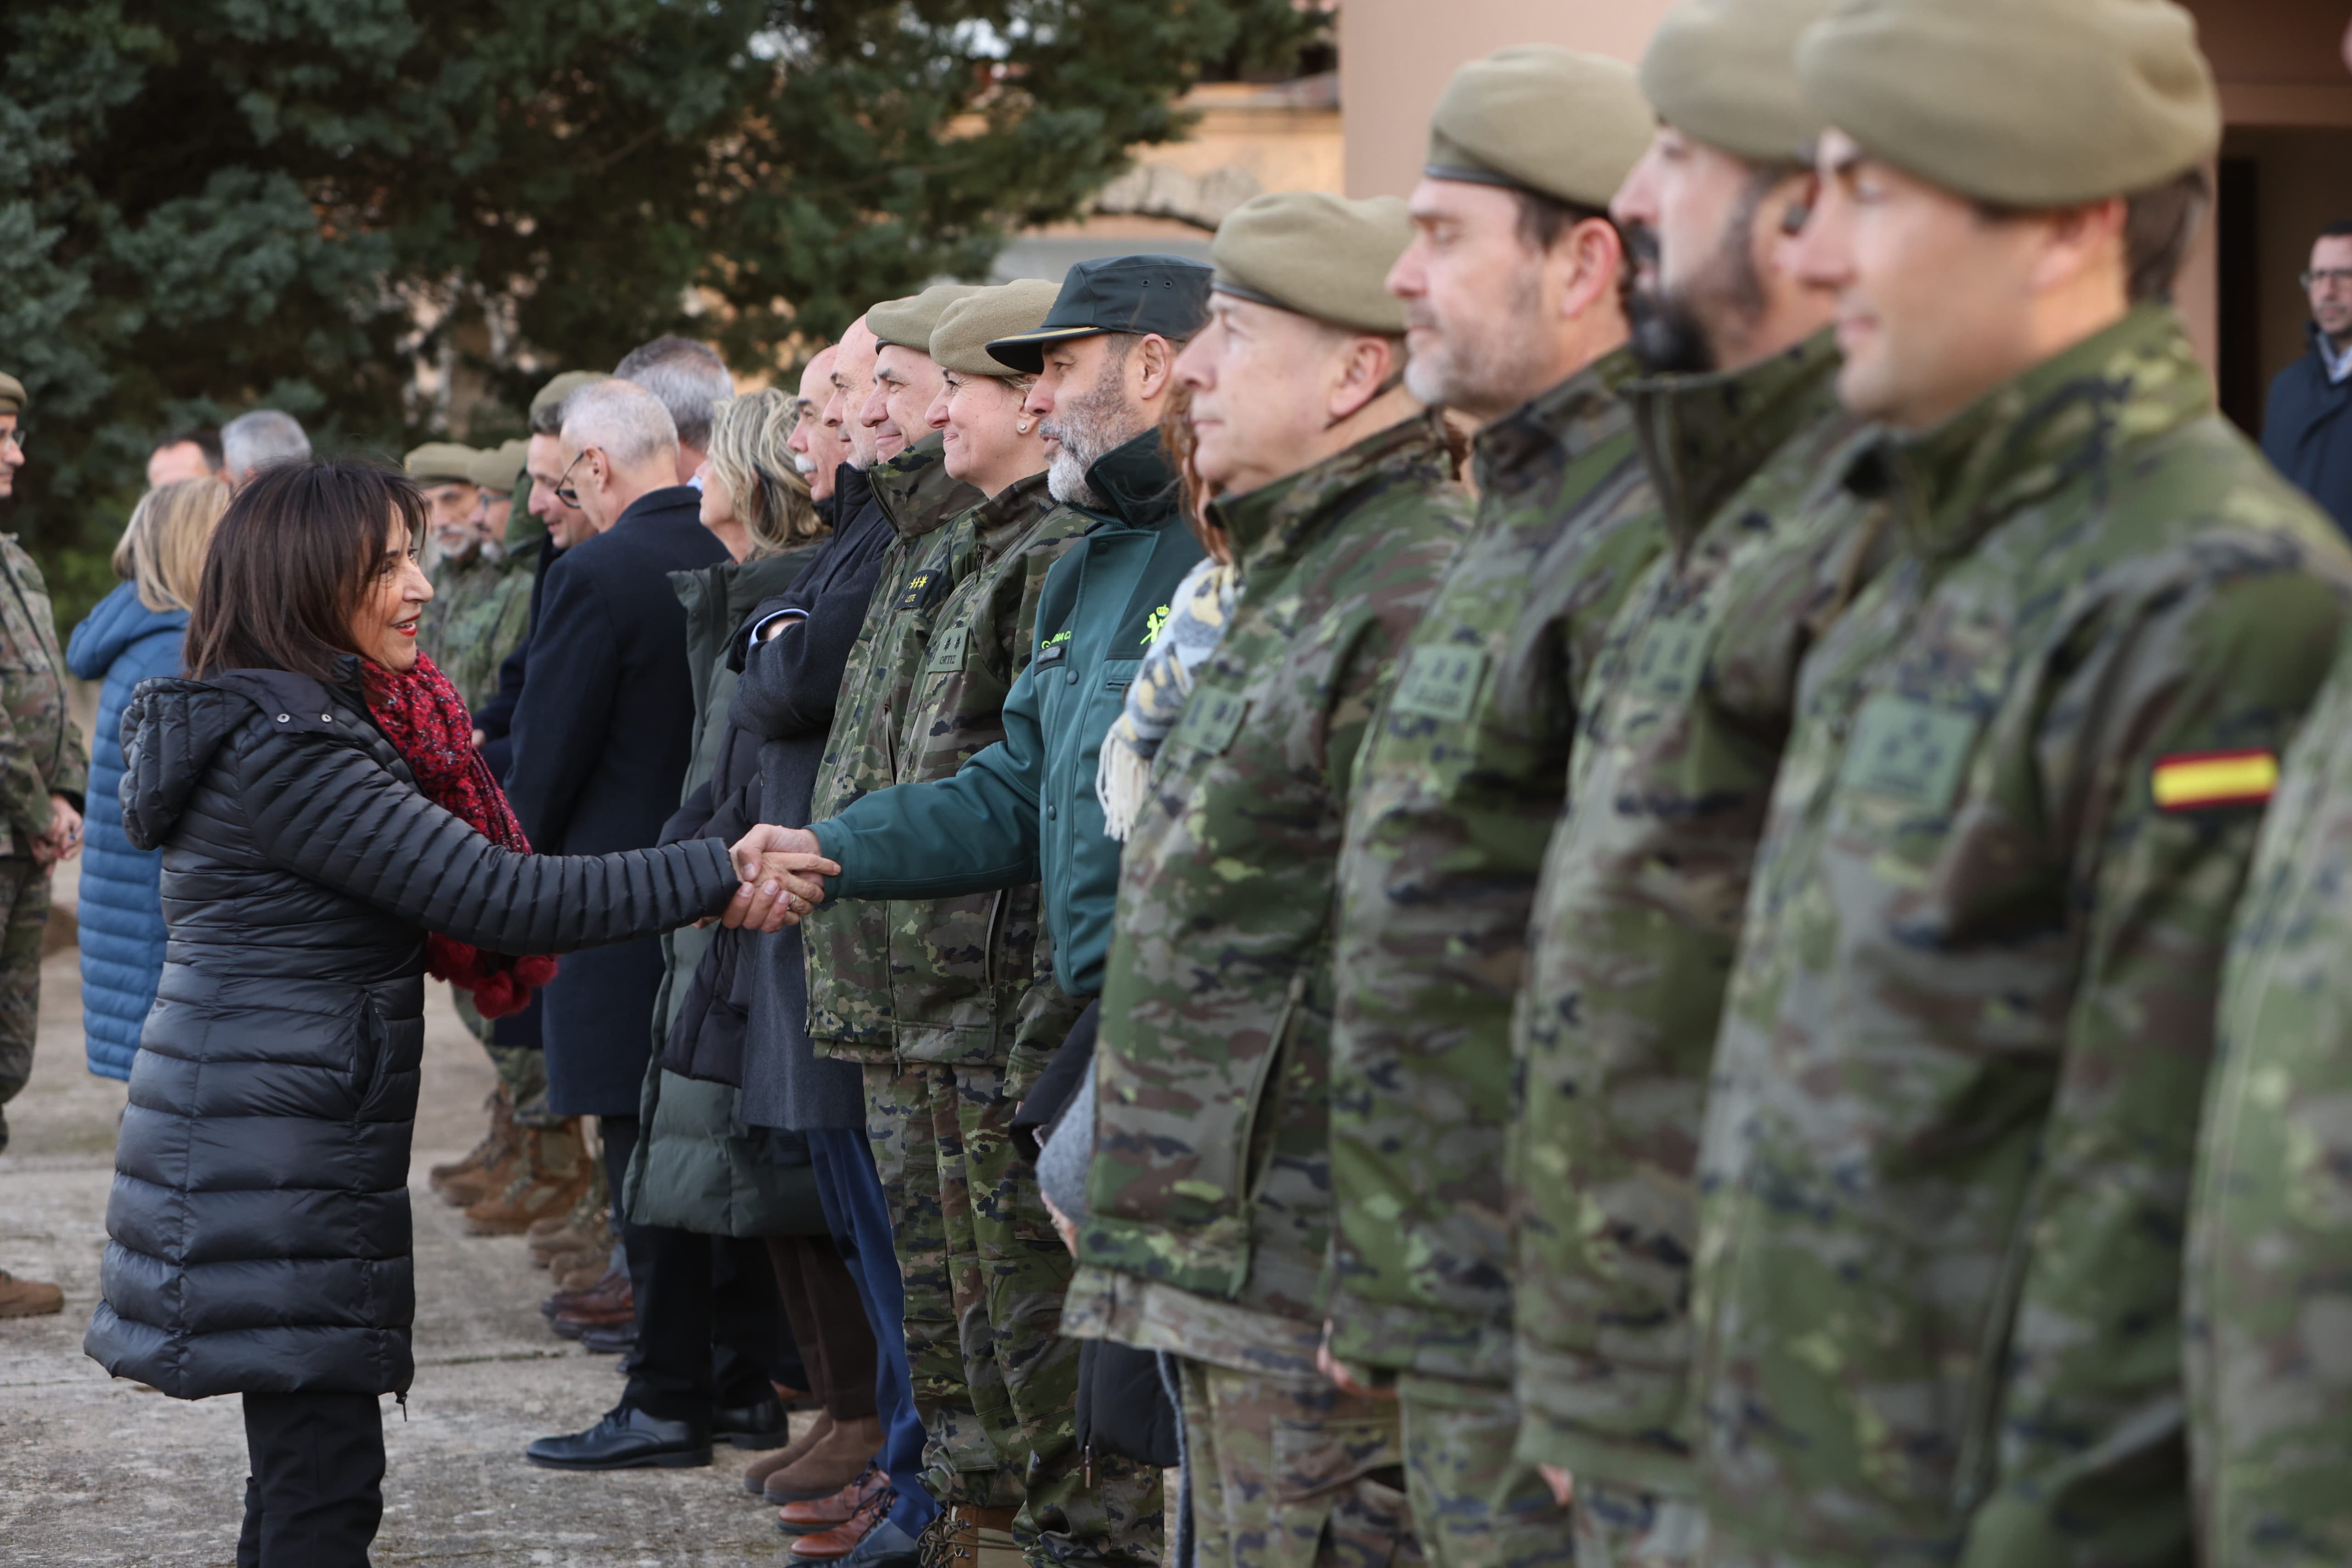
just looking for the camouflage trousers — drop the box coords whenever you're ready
[866,1057,1161,1566]
[1571,1477,1709,1568]
[1176,1355,1424,1568]
[0,858,48,1156]
[452,988,562,1128]
[1396,1372,1574,1568]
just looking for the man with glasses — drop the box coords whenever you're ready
[2263,220,2352,533]
[0,372,90,1321]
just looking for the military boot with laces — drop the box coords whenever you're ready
[464,1117,591,1235]
[429,1087,519,1206]
[916,1504,1024,1567]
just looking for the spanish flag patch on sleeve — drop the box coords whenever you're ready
[2151,749,2280,812]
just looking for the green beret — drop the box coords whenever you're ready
[0,374,24,414]
[870,284,988,355]
[1211,192,1411,335]
[1643,0,1839,165]
[1425,45,1654,210]
[931,281,1062,377]
[528,370,609,424]
[1798,0,2220,206]
[467,439,527,494]
[404,442,480,487]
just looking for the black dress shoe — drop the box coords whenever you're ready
[577,1323,637,1356]
[525,1406,712,1471]
[712,1394,791,1450]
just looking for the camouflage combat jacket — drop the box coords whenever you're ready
[2187,628,2352,1568]
[804,434,981,1063]
[880,471,1093,1078]
[1691,307,2352,1568]
[420,532,540,715]
[1071,412,1467,1359]
[1323,350,1658,1384]
[1505,333,1869,1490]
[0,536,85,855]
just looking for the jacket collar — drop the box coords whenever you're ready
[1472,346,1643,500]
[1623,329,1843,553]
[1081,429,1183,532]
[1211,409,1453,576]
[972,470,1056,565]
[1843,304,2210,565]
[869,433,978,543]
[831,461,875,520]
[611,484,701,532]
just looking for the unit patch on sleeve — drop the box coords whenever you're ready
[2151,749,2279,812]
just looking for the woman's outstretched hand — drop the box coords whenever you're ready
[720,824,838,930]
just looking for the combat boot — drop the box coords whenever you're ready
[464,1118,591,1235]
[0,1267,63,1318]
[429,1088,519,1207]
[527,1162,611,1269]
[915,1505,1024,1567]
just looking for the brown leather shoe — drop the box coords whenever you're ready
[777,1464,888,1536]
[430,1090,518,1206]
[765,1411,884,1503]
[743,1410,832,1495]
[918,1505,1025,1567]
[0,1268,63,1318]
[549,1249,611,1293]
[541,1264,628,1321]
[464,1120,592,1235]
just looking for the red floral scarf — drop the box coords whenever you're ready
[359,652,556,1018]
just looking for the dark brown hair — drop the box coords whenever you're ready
[186,459,424,679]
[1156,381,1230,562]
[1975,168,2212,306]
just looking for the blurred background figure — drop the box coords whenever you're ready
[404,442,481,572]
[67,476,229,1085]
[2263,220,2352,534]
[219,409,311,491]
[145,430,223,489]
[615,336,735,487]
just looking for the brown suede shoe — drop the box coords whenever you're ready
[743,1410,833,1495]
[548,1249,611,1294]
[765,1412,884,1503]
[777,1465,888,1537]
[464,1120,592,1235]
[0,1268,63,1318]
[430,1089,518,1206]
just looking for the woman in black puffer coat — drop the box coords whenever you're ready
[80,463,806,1568]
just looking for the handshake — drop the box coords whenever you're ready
[713,824,839,932]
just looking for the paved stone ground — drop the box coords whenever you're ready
[0,938,798,1566]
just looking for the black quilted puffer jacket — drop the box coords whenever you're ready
[82,662,740,1399]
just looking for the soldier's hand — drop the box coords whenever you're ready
[1315,1323,1396,1401]
[1538,1464,1573,1507]
[1041,1190,1081,1257]
[471,729,486,750]
[34,794,80,867]
[729,822,823,882]
[720,851,837,932]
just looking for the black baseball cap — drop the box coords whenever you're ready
[985,255,1214,374]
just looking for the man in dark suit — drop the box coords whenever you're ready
[2264,220,2352,535]
[508,376,779,1470]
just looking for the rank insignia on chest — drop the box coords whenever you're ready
[2151,749,2278,812]
[898,572,939,611]
[1842,694,1979,812]
[1391,645,1487,723]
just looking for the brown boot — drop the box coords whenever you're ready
[0,1268,62,1318]
[530,1162,612,1268]
[917,1505,1025,1567]
[431,1089,520,1208]
[549,1248,611,1293]
[763,1411,884,1503]
[464,1118,591,1235]
[742,1409,832,1495]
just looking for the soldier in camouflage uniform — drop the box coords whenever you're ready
[1478,11,1862,1566]
[1690,5,2352,1563]
[0,370,89,1319]
[1064,194,1466,1568]
[1318,51,1658,1568]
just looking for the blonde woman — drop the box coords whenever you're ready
[696,388,825,563]
[66,476,228,1080]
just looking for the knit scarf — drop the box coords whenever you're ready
[359,652,557,1018]
[1096,556,1240,841]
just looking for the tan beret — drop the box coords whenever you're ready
[931,281,1062,376]
[1798,0,2220,206]
[1426,45,1654,210]
[0,374,24,414]
[529,370,609,423]
[404,442,479,486]
[870,284,988,355]
[468,439,528,493]
[1211,192,1411,335]
[1643,0,1839,165]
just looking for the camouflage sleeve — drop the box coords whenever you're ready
[1957,565,2348,1566]
[0,696,53,840]
[54,706,87,805]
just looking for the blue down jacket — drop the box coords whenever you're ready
[65,581,187,1080]
[83,661,740,1399]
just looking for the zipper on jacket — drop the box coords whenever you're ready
[353,995,390,1117]
[982,889,1008,991]
[1235,971,1308,1208]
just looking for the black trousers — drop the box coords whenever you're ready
[600,1113,791,1424]
[238,1390,384,1568]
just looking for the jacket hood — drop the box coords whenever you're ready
[66,581,187,681]
[1084,429,1182,530]
[119,668,350,851]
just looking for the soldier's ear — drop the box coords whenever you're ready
[1132,335,1179,403]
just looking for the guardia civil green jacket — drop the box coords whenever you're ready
[1692,306,2352,1568]
[2188,622,2352,1568]
[1504,332,1868,1490]
[1066,412,1466,1363]
[811,431,1201,1000]
[0,536,86,852]
[1324,351,1659,1385]
[802,433,979,1061]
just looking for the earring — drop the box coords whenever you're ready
[1017,419,1034,435]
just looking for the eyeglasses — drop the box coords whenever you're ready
[552,448,595,509]
[2303,268,2352,291]
[0,428,24,456]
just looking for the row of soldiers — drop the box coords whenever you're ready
[725,0,2352,1564]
